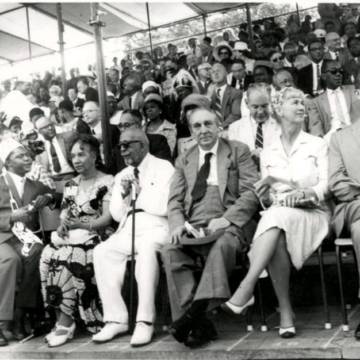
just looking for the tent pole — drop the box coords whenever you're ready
[146,3,154,58]
[203,15,207,36]
[296,3,301,25]
[56,3,67,97]
[26,6,32,60]
[90,3,112,169]
[246,3,255,54]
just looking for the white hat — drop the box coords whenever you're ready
[213,42,234,62]
[142,80,162,95]
[106,91,115,97]
[314,29,326,39]
[0,138,24,163]
[234,42,249,51]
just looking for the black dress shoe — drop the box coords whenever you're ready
[0,330,8,347]
[167,314,194,344]
[184,318,218,348]
[12,309,27,341]
[355,322,360,340]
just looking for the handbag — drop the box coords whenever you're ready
[51,228,94,246]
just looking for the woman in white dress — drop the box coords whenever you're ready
[221,87,332,338]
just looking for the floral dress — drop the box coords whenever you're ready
[40,175,114,333]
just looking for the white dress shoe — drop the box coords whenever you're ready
[47,323,76,348]
[92,323,128,343]
[130,322,154,347]
[44,323,58,343]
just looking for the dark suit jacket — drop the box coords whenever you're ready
[197,80,212,95]
[84,87,99,102]
[74,97,85,109]
[228,74,254,92]
[298,64,325,97]
[113,132,172,174]
[210,85,242,128]
[168,138,259,241]
[0,173,62,244]
[344,58,360,79]
[35,132,76,175]
[117,91,145,112]
[307,85,360,136]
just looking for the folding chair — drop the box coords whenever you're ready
[335,238,357,331]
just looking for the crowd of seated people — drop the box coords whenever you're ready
[2,3,360,351]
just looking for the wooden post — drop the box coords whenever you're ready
[296,3,301,26]
[246,3,255,53]
[146,3,154,58]
[89,3,112,168]
[56,3,67,97]
[26,6,32,60]
[203,15,207,36]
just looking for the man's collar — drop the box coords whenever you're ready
[198,139,219,157]
[7,170,26,181]
[216,83,227,90]
[327,86,342,93]
[312,60,323,66]
[130,152,150,173]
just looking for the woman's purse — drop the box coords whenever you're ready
[51,228,94,246]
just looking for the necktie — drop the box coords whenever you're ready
[316,64,322,92]
[133,167,139,180]
[214,88,222,122]
[49,140,61,173]
[191,153,213,202]
[91,129,96,135]
[333,90,348,128]
[129,96,132,109]
[238,80,244,91]
[335,52,339,62]
[255,122,264,149]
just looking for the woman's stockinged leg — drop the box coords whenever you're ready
[229,227,282,306]
[56,312,74,335]
[267,232,294,328]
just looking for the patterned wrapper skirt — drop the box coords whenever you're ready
[40,237,103,333]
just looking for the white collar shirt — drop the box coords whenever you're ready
[131,91,139,108]
[198,140,219,186]
[45,136,73,175]
[312,60,324,93]
[8,171,26,199]
[329,50,338,60]
[326,87,351,128]
[283,57,293,67]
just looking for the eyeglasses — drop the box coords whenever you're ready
[117,140,142,149]
[324,68,344,75]
[272,56,284,63]
[309,47,323,52]
[219,52,229,56]
[83,109,99,115]
[38,124,54,131]
[117,122,135,130]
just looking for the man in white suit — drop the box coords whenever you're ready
[229,83,280,167]
[93,128,174,347]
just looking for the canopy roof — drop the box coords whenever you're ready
[0,2,249,64]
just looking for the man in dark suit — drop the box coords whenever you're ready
[308,59,360,140]
[112,110,172,173]
[344,36,360,80]
[298,39,326,97]
[210,63,242,129]
[227,59,253,91]
[162,108,259,348]
[68,88,84,110]
[186,54,199,82]
[109,68,123,103]
[77,76,99,103]
[199,42,215,65]
[117,75,144,113]
[0,139,62,346]
[34,116,75,182]
[197,63,212,95]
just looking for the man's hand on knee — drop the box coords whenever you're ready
[208,218,230,234]
[169,225,186,245]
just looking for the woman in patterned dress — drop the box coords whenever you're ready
[40,135,114,347]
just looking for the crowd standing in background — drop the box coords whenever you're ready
[2,2,360,351]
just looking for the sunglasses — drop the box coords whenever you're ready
[117,122,134,130]
[272,56,284,63]
[117,140,142,150]
[325,68,344,75]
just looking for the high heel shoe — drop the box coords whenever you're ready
[279,326,296,339]
[221,296,255,315]
[44,323,58,343]
[47,323,76,348]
